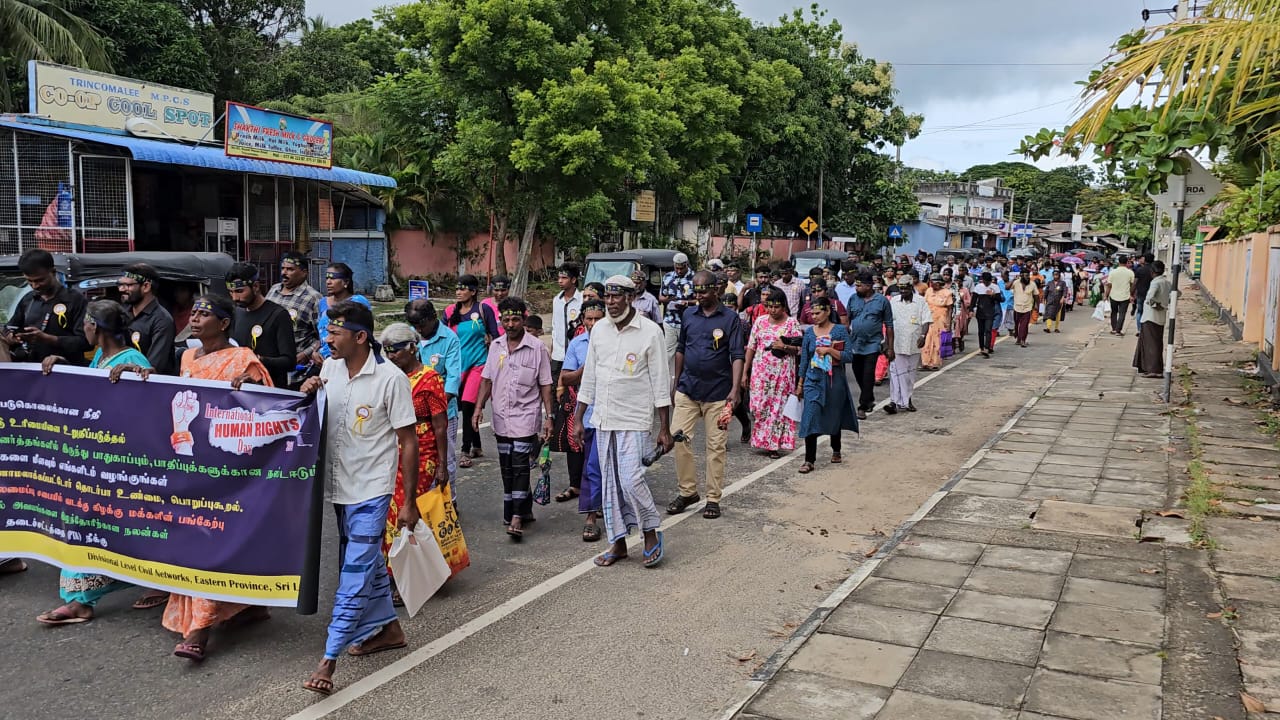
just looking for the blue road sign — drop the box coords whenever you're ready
[746,213,763,233]
[408,279,430,300]
[888,224,903,239]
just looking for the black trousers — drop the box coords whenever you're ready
[976,315,995,351]
[460,401,482,454]
[804,434,841,464]
[567,448,585,490]
[1110,300,1130,333]
[496,434,537,523]
[849,353,879,411]
[733,389,752,437]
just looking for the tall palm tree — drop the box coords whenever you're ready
[0,0,111,110]
[301,14,330,38]
[1069,0,1280,147]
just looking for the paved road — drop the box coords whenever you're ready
[0,313,1101,720]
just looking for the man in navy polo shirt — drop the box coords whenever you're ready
[667,271,745,520]
[846,272,895,419]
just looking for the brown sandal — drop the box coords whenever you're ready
[798,463,814,474]
[831,453,842,464]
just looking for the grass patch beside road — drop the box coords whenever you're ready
[1177,364,1222,548]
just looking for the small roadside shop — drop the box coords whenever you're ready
[0,62,396,292]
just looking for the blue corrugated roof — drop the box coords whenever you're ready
[0,118,395,188]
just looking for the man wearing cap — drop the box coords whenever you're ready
[846,272,895,419]
[225,262,296,389]
[668,270,744,520]
[266,251,322,378]
[659,253,695,368]
[887,276,930,413]
[573,275,673,568]
[119,262,176,374]
[772,261,803,317]
[408,298,463,492]
[630,269,662,324]
[552,264,583,376]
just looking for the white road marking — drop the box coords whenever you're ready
[287,334,1006,719]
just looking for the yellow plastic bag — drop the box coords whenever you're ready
[416,484,470,578]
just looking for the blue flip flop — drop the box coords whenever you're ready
[643,531,665,569]
[594,551,626,567]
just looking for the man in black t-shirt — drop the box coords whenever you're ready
[1,249,89,364]
[225,262,296,388]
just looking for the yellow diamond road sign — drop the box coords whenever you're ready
[800,217,818,235]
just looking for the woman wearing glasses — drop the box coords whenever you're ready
[378,323,452,596]
[741,288,800,459]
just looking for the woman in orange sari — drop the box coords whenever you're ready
[167,294,273,662]
[921,274,953,370]
[378,323,450,602]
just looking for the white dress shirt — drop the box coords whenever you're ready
[890,294,931,356]
[320,354,417,504]
[578,309,671,432]
[551,290,583,362]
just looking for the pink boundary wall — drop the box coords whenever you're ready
[391,230,826,280]
[390,230,558,279]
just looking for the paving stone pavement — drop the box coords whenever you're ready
[732,289,1274,720]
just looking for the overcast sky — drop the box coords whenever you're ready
[306,0,1152,173]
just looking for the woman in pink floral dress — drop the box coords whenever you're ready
[742,288,802,458]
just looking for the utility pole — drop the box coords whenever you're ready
[1163,174,1187,403]
[817,166,824,249]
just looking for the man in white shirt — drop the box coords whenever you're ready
[724,264,745,297]
[573,275,674,569]
[1104,258,1136,336]
[300,300,421,696]
[886,276,930,414]
[834,262,859,309]
[551,263,583,375]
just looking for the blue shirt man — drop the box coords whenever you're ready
[676,302,746,402]
[844,273,896,415]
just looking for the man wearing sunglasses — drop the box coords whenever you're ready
[668,271,745,520]
[119,262,176,374]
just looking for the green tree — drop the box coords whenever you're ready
[736,7,921,234]
[1075,186,1155,246]
[260,18,400,100]
[958,162,1092,222]
[0,0,111,109]
[75,0,215,94]
[177,0,305,104]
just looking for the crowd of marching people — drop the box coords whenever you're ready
[0,242,1171,694]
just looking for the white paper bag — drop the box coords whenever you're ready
[783,394,803,422]
[388,520,450,617]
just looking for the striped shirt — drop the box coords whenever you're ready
[267,281,323,357]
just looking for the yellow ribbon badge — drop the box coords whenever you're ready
[354,405,372,433]
[712,327,724,349]
[53,303,68,328]
[624,352,637,375]
[251,324,263,349]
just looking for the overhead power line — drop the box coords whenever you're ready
[917,98,1076,136]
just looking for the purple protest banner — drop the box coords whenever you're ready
[0,364,321,607]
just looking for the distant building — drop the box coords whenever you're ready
[894,179,1015,256]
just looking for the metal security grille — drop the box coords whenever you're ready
[77,155,132,252]
[0,128,75,254]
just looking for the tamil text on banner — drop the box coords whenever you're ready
[225,101,333,168]
[0,365,321,607]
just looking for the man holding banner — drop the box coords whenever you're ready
[301,299,420,696]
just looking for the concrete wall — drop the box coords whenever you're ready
[390,229,558,281]
[709,235,812,262]
[1200,226,1280,372]
[892,221,948,256]
[330,234,388,295]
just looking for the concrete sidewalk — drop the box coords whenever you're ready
[731,290,1273,720]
